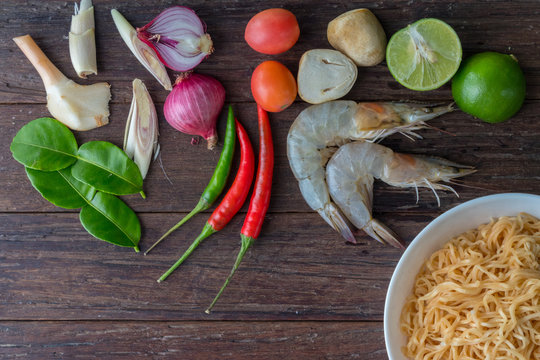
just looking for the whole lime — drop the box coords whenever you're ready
[452,52,526,123]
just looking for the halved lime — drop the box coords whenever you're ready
[386,18,462,91]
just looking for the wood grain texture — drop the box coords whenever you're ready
[1,0,539,358]
[1,102,539,213]
[0,212,423,320]
[0,321,386,359]
[1,0,539,105]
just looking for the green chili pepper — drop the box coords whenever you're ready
[145,106,236,254]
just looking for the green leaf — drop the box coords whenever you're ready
[25,166,96,209]
[10,117,78,170]
[72,141,144,197]
[80,192,141,251]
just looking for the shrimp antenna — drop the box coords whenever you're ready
[424,178,441,207]
[446,179,497,192]
[414,182,419,204]
[371,130,385,143]
[400,130,424,141]
[423,122,457,137]
[437,184,460,198]
[399,131,418,142]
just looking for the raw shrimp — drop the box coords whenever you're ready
[326,141,475,248]
[287,100,455,243]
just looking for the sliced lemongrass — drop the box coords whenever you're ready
[69,0,97,78]
[13,34,111,131]
[124,79,159,179]
[111,9,172,91]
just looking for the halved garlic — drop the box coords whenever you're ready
[297,49,358,104]
[111,9,172,91]
[69,0,97,78]
[124,79,159,179]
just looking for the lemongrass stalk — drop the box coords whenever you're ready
[124,79,159,179]
[69,0,97,78]
[111,9,172,91]
[13,34,111,131]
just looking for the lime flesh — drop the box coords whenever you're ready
[386,18,462,91]
[452,52,526,123]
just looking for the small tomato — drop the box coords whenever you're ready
[251,61,297,112]
[245,8,300,55]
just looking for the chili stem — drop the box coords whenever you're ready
[145,106,236,255]
[144,199,207,255]
[157,222,216,282]
[155,119,255,279]
[205,234,254,314]
[205,105,273,313]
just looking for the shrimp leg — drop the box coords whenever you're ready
[326,141,475,248]
[287,100,455,243]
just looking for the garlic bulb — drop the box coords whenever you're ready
[327,9,387,67]
[297,49,357,104]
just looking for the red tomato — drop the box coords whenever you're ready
[251,61,297,112]
[244,8,300,55]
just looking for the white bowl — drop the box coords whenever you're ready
[384,193,540,360]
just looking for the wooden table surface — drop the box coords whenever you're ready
[1,0,539,358]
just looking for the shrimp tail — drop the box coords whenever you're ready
[364,219,406,249]
[319,203,357,244]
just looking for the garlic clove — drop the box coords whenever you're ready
[327,9,387,67]
[297,49,358,104]
[46,77,111,131]
[111,9,172,91]
[69,0,97,78]
[124,79,159,179]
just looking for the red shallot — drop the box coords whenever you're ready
[137,6,214,72]
[164,73,225,150]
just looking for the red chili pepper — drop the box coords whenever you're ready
[209,120,256,232]
[157,119,255,282]
[206,104,274,313]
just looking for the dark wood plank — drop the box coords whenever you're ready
[1,102,539,213]
[0,212,427,320]
[0,0,539,105]
[0,321,386,359]
[1,0,539,356]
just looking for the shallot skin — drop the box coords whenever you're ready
[137,6,214,72]
[164,73,225,150]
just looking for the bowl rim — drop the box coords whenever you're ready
[383,192,540,360]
